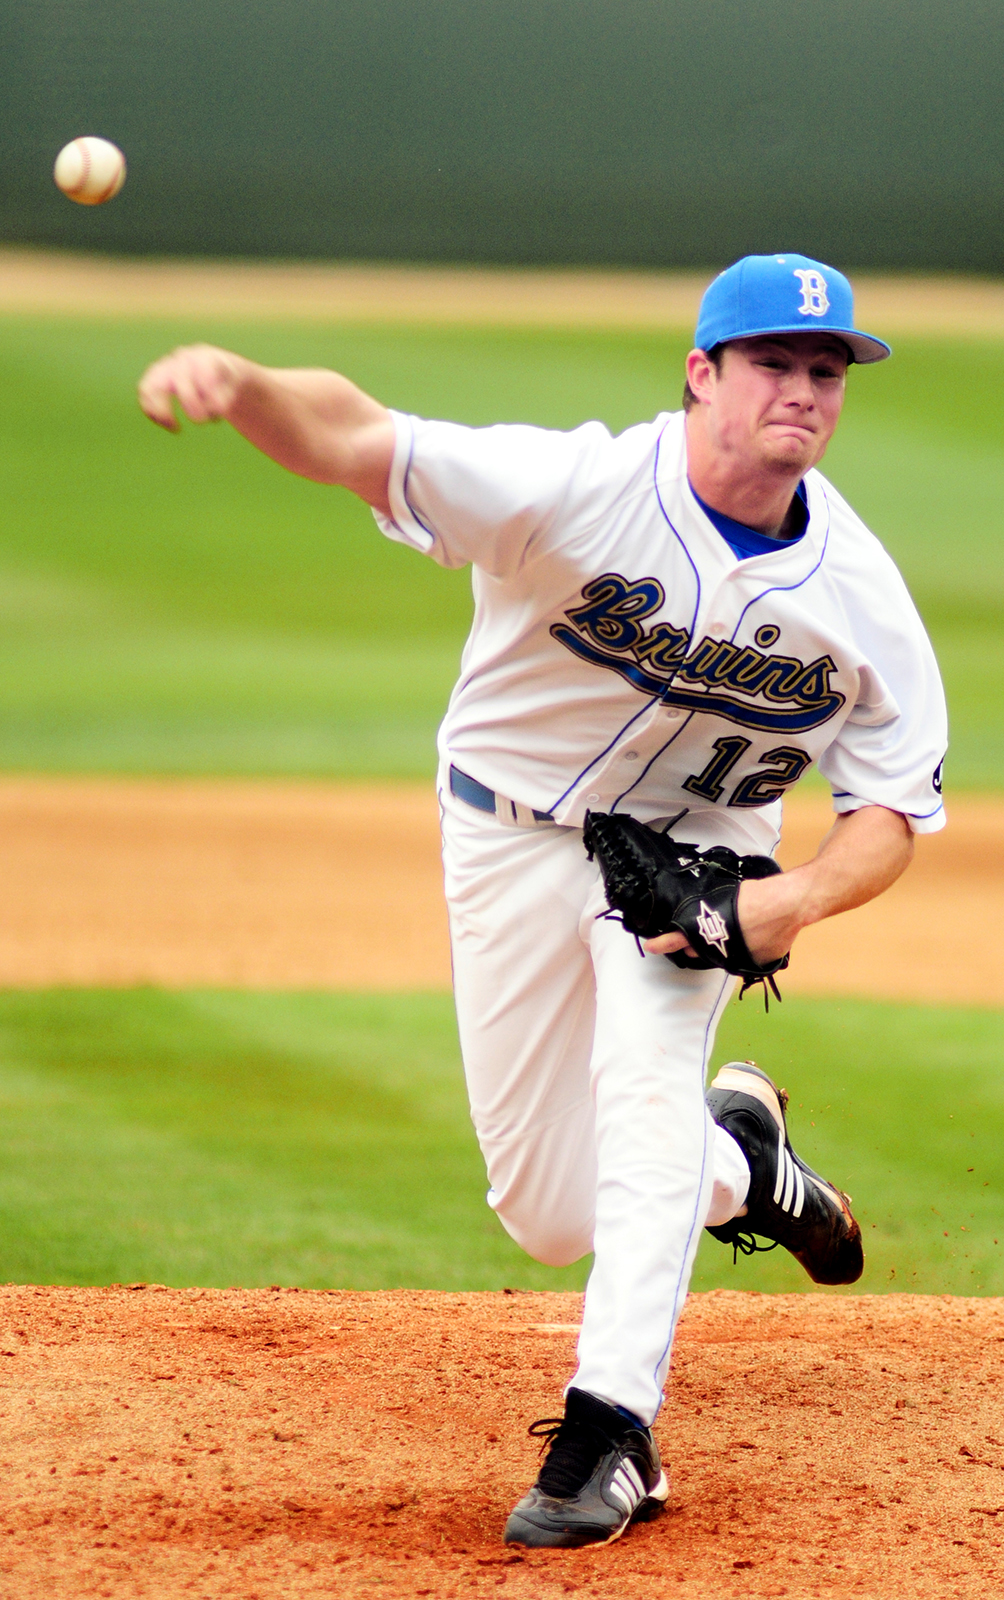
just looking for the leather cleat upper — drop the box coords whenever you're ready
[705,1061,864,1286]
[504,1387,669,1549]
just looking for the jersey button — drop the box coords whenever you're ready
[622,750,639,761]
[586,792,600,803]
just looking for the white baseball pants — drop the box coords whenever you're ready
[440,786,751,1425]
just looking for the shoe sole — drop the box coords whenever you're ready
[709,1062,786,1132]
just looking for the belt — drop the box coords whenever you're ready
[449,764,554,825]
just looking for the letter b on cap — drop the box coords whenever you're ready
[794,269,829,317]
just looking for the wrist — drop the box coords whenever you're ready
[737,870,811,964]
[222,355,261,422]
[775,861,824,933]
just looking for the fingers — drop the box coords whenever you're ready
[137,345,243,431]
[644,930,697,958]
[137,355,181,430]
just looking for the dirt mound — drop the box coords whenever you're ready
[0,777,996,1005]
[2,1285,1002,1598]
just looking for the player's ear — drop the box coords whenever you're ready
[684,348,718,407]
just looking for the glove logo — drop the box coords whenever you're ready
[695,900,730,959]
[794,269,829,317]
[583,812,789,1005]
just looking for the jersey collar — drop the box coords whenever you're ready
[657,411,830,582]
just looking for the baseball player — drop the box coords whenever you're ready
[138,253,947,1550]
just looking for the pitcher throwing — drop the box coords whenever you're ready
[139,254,947,1549]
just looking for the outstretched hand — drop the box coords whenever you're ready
[135,346,395,509]
[138,344,248,431]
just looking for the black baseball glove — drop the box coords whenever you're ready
[582,811,789,1004]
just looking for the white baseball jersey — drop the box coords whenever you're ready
[374,408,947,854]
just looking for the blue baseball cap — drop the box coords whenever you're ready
[695,253,890,364]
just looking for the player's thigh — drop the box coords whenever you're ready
[588,892,735,1171]
[442,795,599,1137]
[441,795,599,1255]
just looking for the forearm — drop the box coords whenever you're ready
[786,804,914,921]
[644,803,915,965]
[225,363,392,497]
[138,345,395,511]
[736,804,914,962]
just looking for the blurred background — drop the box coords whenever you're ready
[0,0,1001,1300]
[3,0,1004,268]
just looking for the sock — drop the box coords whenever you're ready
[612,1402,646,1430]
[705,1124,751,1227]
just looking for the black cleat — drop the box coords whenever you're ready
[503,1387,669,1549]
[705,1061,864,1286]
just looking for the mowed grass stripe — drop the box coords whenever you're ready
[0,988,1000,1295]
[0,316,1000,782]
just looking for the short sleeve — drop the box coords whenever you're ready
[371,409,618,575]
[818,602,948,834]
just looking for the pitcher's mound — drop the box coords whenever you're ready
[2,1285,1001,1598]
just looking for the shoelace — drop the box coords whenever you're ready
[727,1229,781,1265]
[527,1415,613,1499]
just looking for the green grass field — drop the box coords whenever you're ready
[1,310,1001,1297]
[0,315,1001,783]
[1,987,1000,1297]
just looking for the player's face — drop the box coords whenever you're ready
[705,335,848,474]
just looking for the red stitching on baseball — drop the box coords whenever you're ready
[69,138,91,197]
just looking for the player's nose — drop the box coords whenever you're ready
[782,368,816,408]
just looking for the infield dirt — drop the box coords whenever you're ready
[2,1285,1001,1599]
[2,248,1004,339]
[0,777,992,1004]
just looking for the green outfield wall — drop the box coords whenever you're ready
[2,0,1002,270]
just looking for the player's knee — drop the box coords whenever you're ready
[490,1197,592,1268]
[512,1226,589,1269]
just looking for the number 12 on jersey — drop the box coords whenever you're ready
[682,737,813,807]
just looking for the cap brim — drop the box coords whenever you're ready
[837,330,891,364]
[711,324,892,364]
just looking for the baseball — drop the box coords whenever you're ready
[53,137,127,206]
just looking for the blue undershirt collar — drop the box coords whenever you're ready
[690,479,808,561]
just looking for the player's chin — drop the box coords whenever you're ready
[759,434,816,472]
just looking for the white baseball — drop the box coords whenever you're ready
[53,137,127,206]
